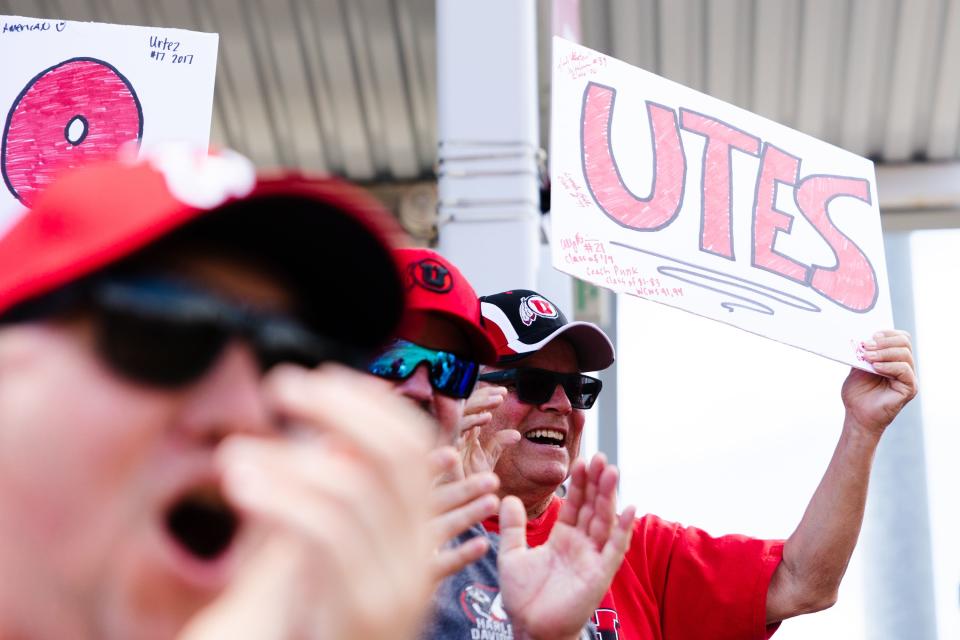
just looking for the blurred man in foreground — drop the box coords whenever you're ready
[368,249,634,640]
[470,288,917,640]
[0,148,436,640]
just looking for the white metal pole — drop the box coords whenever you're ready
[861,232,938,639]
[435,0,541,297]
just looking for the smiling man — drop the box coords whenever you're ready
[474,288,918,640]
[0,149,437,640]
[368,249,635,640]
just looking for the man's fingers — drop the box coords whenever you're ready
[459,411,493,433]
[558,458,587,526]
[264,365,433,507]
[861,331,916,373]
[576,453,607,531]
[430,472,499,515]
[428,446,459,481]
[430,535,490,582]
[429,492,500,546]
[219,447,395,592]
[461,428,519,478]
[863,329,911,350]
[600,506,636,572]
[588,451,607,476]
[862,346,914,368]
[871,361,919,397]
[498,496,528,556]
[219,438,403,543]
[860,329,918,397]
[457,385,508,460]
[460,429,489,477]
[217,435,431,599]
[588,465,620,548]
[484,429,521,464]
[465,385,507,414]
[266,364,432,460]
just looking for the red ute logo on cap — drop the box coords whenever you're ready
[519,294,558,326]
[408,258,453,293]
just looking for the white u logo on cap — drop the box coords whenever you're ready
[519,295,558,326]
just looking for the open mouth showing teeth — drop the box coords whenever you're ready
[525,429,565,447]
[165,488,239,560]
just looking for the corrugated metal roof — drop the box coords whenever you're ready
[2,0,958,181]
[1,0,437,181]
[580,0,960,163]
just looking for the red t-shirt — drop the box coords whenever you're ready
[483,497,784,640]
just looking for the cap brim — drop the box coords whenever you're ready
[184,182,405,352]
[0,163,407,354]
[500,321,615,371]
[435,310,499,365]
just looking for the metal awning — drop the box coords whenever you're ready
[3,0,958,180]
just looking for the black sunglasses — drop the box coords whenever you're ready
[478,368,602,409]
[367,339,479,399]
[9,276,362,387]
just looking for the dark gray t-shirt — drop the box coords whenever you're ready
[419,525,594,640]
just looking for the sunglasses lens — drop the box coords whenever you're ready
[97,308,226,387]
[255,343,320,372]
[254,320,333,372]
[430,352,479,399]
[91,277,338,386]
[367,341,425,380]
[515,369,559,405]
[494,369,602,409]
[368,340,479,399]
[566,376,602,409]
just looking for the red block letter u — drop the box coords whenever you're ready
[581,82,685,231]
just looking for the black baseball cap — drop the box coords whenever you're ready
[479,289,615,371]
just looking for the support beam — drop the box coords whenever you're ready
[877,162,960,230]
[435,0,541,296]
[861,233,939,639]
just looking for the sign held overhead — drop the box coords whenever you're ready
[550,37,893,372]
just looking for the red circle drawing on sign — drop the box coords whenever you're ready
[2,57,143,208]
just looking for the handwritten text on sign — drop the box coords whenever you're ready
[550,38,892,371]
[0,15,218,218]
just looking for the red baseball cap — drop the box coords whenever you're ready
[0,146,407,351]
[395,248,498,364]
[479,289,615,371]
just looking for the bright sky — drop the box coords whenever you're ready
[614,228,958,638]
[911,228,960,640]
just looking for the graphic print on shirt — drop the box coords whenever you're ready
[459,583,514,639]
[592,608,620,640]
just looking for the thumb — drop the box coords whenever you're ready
[427,446,459,485]
[485,430,521,466]
[498,496,528,555]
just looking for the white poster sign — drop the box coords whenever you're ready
[0,15,218,219]
[550,37,892,371]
